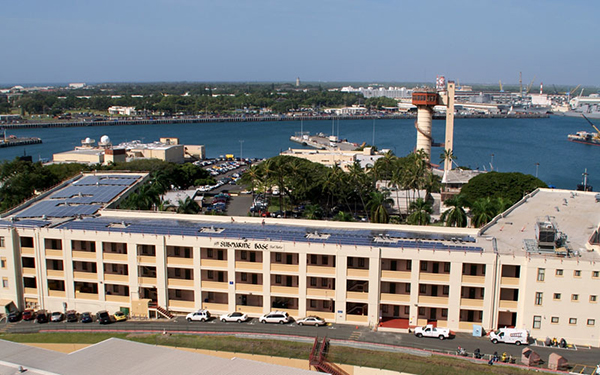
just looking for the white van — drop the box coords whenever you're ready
[490,328,529,345]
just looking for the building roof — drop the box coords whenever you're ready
[0,338,319,375]
[480,188,600,261]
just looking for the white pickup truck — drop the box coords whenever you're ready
[414,324,453,340]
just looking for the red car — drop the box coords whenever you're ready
[22,309,36,321]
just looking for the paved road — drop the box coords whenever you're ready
[3,318,599,370]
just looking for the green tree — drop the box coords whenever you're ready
[460,171,547,206]
[470,197,498,227]
[406,198,433,225]
[440,196,468,227]
[176,196,200,214]
[366,191,393,223]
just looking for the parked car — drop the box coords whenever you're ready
[66,310,79,322]
[7,311,22,322]
[80,312,93,323]
[219,312,248,323]
[259,311,290,324]
[296,316,326,326]
[22,309,36,321]
[186,309,210,322]
[51,312,64,322]
[113,311,127,322]
[35,310,49,324]
[96,310,113,325]
[414,324,453,340]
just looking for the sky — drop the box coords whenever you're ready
[1,0,598,86]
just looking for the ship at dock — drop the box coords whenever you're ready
[0,130,42,148]
[567,114,600,146]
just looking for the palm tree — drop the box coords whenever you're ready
[440,196,467,227]
[176,196,200,214]
[333,211,354,222]
[440,149,457,171]
[494,196,514,213]
[303,204,323,220]
[406,198,432,225]
[366,191,393,223]
[470,197,498,227]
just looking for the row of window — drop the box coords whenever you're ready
[537,268,599,280]
[533,315,595,328]
[535,292,597,304]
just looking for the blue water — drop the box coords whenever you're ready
[0,116,596,189]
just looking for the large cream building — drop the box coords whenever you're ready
[0,172,599,346]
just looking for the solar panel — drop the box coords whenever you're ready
[55,217,483,252]
[75,175,141,186]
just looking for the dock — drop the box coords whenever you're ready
[290,132,360,151]
[0,137,42,148]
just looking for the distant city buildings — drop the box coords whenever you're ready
[340,86,412,99]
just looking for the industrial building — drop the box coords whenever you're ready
[0,172,599,346]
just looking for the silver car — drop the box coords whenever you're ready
[296,316,326,326]
[219,312,249,323]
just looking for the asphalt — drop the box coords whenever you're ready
[2,318,599,372]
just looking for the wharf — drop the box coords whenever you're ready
[290,132,360,151]
[0,137,42,148]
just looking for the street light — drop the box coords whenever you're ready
[239,140,244,160]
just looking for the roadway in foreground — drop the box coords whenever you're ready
[2,318,599,369]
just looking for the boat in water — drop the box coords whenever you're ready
[568,114,600,146]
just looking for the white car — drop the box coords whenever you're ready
[219,312,248,323]
[185,309,210,322]
[296,316,326,326]
[259,311,290,324]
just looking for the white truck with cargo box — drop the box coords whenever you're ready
[490,328,529,345]
[414,324,453,340]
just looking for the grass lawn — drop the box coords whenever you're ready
[0,332,537,375]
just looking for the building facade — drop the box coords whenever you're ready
[0,173,599,346]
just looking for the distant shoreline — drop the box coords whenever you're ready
[0,112,549,129]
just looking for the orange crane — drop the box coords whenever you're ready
[582,114,600,140]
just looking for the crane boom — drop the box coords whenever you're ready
[526,76,536,94]
[569,84,581,96]
[582,114,600,135]
[499,80,503,92]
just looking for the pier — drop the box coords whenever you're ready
[0,137,42,148]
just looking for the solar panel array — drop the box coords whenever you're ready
[11,174,142,220]
[0,219,51,228]
[57,218,483,252]
[15,201,102,218]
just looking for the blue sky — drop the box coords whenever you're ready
[1,0,598,85]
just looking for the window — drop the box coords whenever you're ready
[241,251,247,260]
[444,263,450,273]
[174,268,181,277]
[175,289,182,298]
[555,269,563,276]
[323,300,329,309]
[551,317,559,324]
[420,261,428,271]
[537,268,545,281]
[441,309,448,318]
[240,272,246,281]
[310,277,316,287]
[0,237,4,247]
[208,270,214,279]
[406,260,412,271]
[275,253,282,262]
[569,318,577,325]
[112,264,118,273]
[593,271,599,278]
[310,254,317,265]
[207,249,213,258]
[174,247,180,256]
[419,284,427,294]
[321,278,328,287]
[535,292,543,305]
[418,307,425,315]
[442,285,450,295]
[358,258,365,268]
[321,255,328,265]
[574,270,581,277]
[405,283,411,293]
[533,315,542,329]
[587,319,596,326]
[275,275,281,284]
[404,306,410,314]
[2,278,8,288]
[554,293,561,300]
[572,294,579,301]
[381,304,388,313]
[590,295,597,302]
[0,257,6,269]
[310,300,316,308]
[113,285,119,293]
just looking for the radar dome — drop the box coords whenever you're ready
[100,135,111,144]
[85,137,92,143]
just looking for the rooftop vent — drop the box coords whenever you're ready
[373,234,399,243]
[305,231,330,240]
[107,221,130,229]
[200,226,225,234]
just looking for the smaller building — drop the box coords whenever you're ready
[280,147,382,171]
[68,82,86,89]
[108,106,137,116]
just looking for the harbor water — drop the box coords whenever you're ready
[0,116,597,190]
